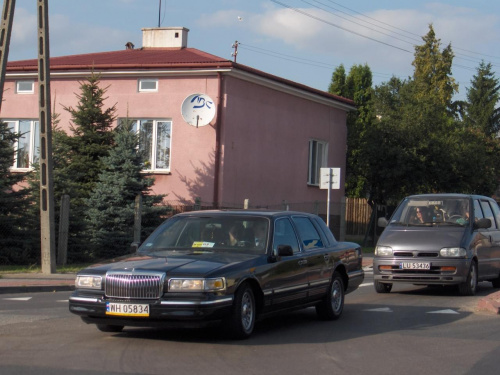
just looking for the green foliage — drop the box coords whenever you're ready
[334,24,500,205]
[0,122,38,264]
[329,63,375,198]
[84,119,170,259]
[412,24,458,108]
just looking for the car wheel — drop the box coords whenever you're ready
[374,280,392,293]
[96,324,124,333]
[316,272,344,320]
[226,283,256,339]
[458,261,477,296]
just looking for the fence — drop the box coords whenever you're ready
[0,197,374,265]
[147,197,373,239]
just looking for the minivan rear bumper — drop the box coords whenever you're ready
[373,257,471,285]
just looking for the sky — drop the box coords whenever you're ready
[7,0,500,101]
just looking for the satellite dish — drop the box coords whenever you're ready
[181,93,216,127]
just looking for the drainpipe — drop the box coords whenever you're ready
[213,72,223,207]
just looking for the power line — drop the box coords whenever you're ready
[269,0,413,54]
[268,0,498,74]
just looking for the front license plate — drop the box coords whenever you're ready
[400,262,431,270]
[106,302,150,317]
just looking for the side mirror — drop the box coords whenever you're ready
[474,218,491,229]
[277,244,294,256]
[377,217,388,228]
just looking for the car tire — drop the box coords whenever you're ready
[316,272,344,320]
[458,261,477,296]
[96,324,124,333]
[374,280,392,293]
[226,283,256,340]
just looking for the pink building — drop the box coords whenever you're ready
[2,28,354,221]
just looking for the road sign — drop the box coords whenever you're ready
[320,168,341,190]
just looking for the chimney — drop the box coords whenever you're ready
[142,27,189,48]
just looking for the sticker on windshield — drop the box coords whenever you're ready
[192,241,215,248]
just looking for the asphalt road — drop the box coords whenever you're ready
[0,273,499,375]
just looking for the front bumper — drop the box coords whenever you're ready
[69,290,234,328]
[373,257,471,285]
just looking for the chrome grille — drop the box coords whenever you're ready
[105,271,165,299]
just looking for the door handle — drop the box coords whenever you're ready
[298,260,308,266]
[323,254,329,262]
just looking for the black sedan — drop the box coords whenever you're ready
[69,210,364,339]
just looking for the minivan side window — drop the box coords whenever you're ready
[474,200,484,222]
[292,217,324,250]
[480,200,497,229]
[490,202,500,228]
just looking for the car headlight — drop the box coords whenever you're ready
[440,247,466,257]
[168,277,226,292]
[75,275,102,289]
[375,246,393,256]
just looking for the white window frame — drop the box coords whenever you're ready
[16,80,35,94]
[308,139,328,186]
[121,118,172,172]
[138,78,158,92]
[5,119,40,170]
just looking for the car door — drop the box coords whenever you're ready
[474,199,500,279]
[478,199,500,278]
[489,201,500,278]
[291,216,331,300]
[264,218,309,309]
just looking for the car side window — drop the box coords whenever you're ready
[273,218,300,254]
[480,200,497,229]
[292,216,324,250]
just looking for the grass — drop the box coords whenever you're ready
[0,263,90,275]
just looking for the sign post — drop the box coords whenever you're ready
[320,168,341,227]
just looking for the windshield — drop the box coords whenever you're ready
[139,215,269,255]
[390,197,470,226]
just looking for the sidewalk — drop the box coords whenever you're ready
[0,256,498,315]
[0,272,76,294]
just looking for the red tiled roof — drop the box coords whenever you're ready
[6,47,355,107]
[7,48,233,70]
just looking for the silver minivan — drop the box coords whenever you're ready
[374,194,500,295]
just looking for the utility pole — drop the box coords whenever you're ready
[38,0,56,274]
[231,41,239,63]
[0,0,16,109]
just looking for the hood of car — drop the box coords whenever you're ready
[377,226,465,252]
[84,252,259,276]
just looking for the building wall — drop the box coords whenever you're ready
[1,74,221,203]
[219,76,347,210]
[1,71,348,210]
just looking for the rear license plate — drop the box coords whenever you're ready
[106,302,150,317]
[399,262,431,270]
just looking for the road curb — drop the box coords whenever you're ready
[477,293,500,315]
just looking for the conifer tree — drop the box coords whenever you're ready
[59,73,116,207]
[52,74,116,261]
[465,61,500,137]
[84,120,169,259]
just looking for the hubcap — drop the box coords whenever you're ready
[241,291,254,331]
[331,280,342,312]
